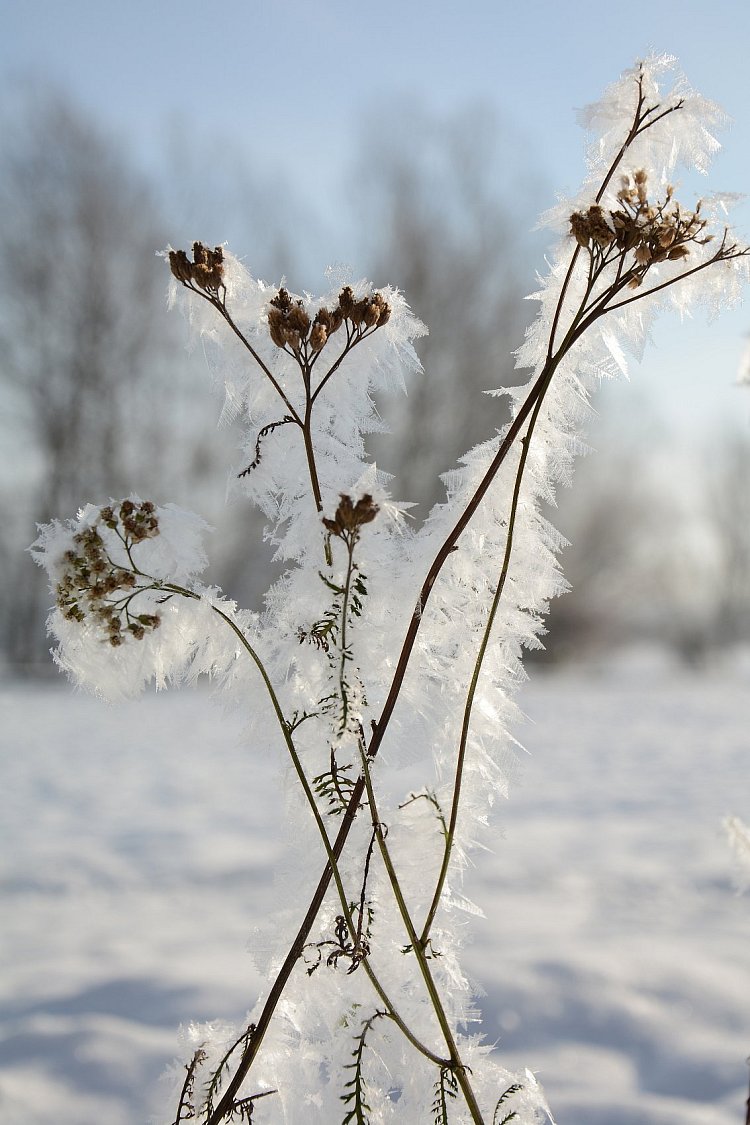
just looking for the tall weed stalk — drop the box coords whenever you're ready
[33,57,749,1124]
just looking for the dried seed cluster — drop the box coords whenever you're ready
[56,500,161,646]
[323,494,379,540]
[169,242,225,293]
[570,170,713,286]
[268,285,390,355]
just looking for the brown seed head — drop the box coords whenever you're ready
[323,493,379,538]
[570,211,591,248]
[192,243,224,291]
[287,303,311,337]
[267,308,287,349]
[270,288,293,312]
[310,322,328,352]
[169,243,224,291]
[268,289,310,352]
[362,301,380,328]
[168,249,193,284]
[55,500,162,645]
[570,206,615,249]
[338,286,355,317]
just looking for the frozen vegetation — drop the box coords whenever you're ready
[16,55,750,1123]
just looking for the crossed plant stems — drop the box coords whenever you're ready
[162,68,748,1125]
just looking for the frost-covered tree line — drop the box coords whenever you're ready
[32,58,750,1123]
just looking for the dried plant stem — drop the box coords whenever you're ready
[180,283,386,567]
[194,346,557,1118]
[179,284,330,558]
[173,1047,206,1125]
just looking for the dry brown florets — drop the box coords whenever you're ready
[168,242,225,293]
[570,171,715,283]
[55,500,162,646]
[266,285,390,355]
[570,205,616,249]
[309,322,328,352]
[323,493,379,540]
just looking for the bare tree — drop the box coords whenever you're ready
[350,101,542,515]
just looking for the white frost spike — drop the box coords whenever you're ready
[601,329,629,379]
[724,815,750,891]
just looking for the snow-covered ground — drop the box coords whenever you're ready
[2,664,748,1124]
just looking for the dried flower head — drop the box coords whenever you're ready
[570,170,716,287]
[55,500,162,646]
[266,285,390,356]
[570,205,615,249]
[267,288,312,352]
[169,242,225,294]
[322,494,379,540]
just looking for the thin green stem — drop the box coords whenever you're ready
[151,582,447,1119]
[356,740,486,1125]
[420,401,547,946]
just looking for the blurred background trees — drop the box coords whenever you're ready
[1,85,747,673]
[351,101,537,514]
[0,92,176,663]
[0,90,241,665]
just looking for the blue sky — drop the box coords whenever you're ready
[3,0,750,436]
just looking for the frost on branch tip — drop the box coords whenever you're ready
[578,54,727,180]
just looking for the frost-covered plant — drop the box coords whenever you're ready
[32,57,749,1125]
